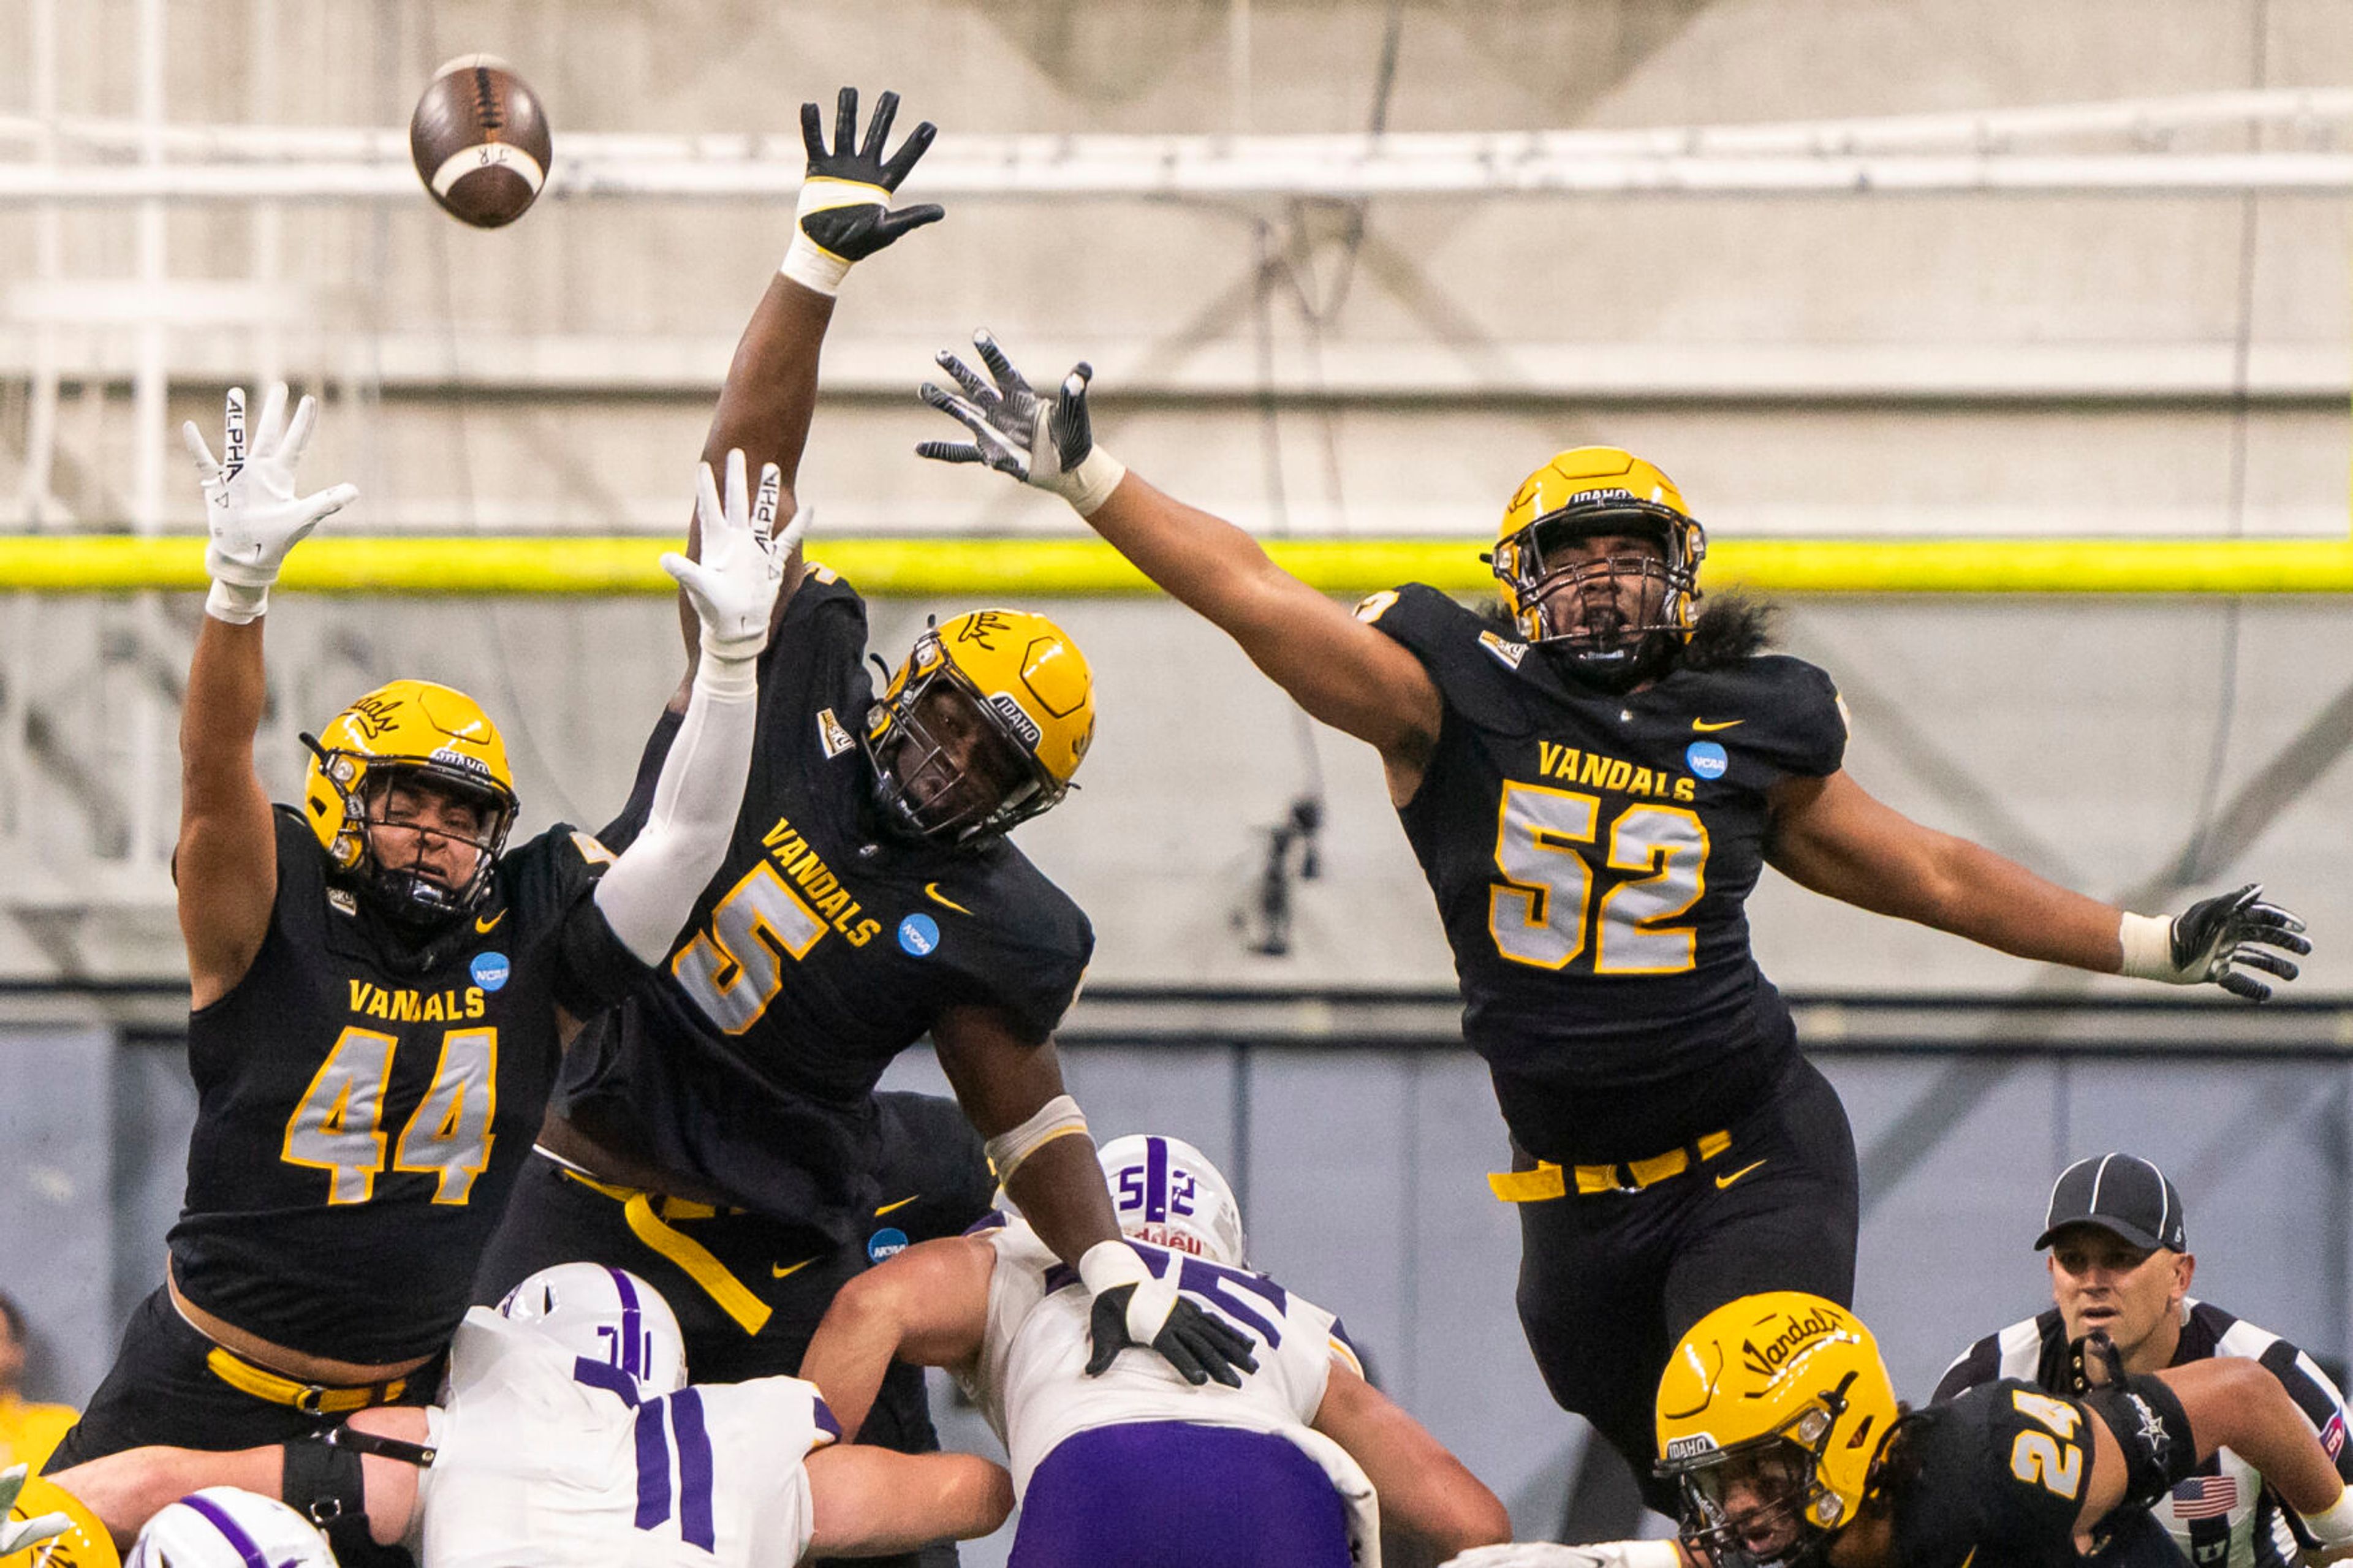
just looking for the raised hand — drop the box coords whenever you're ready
[917,330,1127,517]
[666,449,789,667]
[184,383,359,623]
[2159,884,2308,1001]
[781,86,945,296]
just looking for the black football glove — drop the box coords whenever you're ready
[779,86,944,295]
[917,330,1127,515]
[2122,883,2308,1002]
[1085,1281,1259,1388]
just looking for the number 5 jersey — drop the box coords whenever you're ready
[1358,583,1848,1165]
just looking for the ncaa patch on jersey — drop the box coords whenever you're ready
[898,912,940,956]
[817,707,857,759]
[471,950,511,991]
[867,1226,909,1263]
[1686,740,1729,779]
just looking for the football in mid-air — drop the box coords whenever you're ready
[409,55,553,229]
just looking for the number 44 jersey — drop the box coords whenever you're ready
[1358,585,1847,1165]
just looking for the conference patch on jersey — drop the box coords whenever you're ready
[866,1226,909,1262]
[1479,630,1529,670]
[817,706,857,759]
[898,912,940,956]
[1686,740,1729,779]
[471,950,512,991]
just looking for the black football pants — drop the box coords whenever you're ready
[1514,1053,1860,1518]
[472,1150,957,1568]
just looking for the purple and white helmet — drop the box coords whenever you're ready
[126,1487,336,1567]
[498,1262,687,1396]
[1097,1134,1246,1267]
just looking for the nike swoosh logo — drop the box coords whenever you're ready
[874,1194,921,1217]
[771,1259,815,1279]
[1691,718,1745,733]
[474,909,506,933]
[924,883,973,915]
[1715,1159,1767,1189]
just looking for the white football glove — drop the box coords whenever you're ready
[0,1464,70,1557]
[779,86,945,297]
[665,449,792,694]
[917,330,1128,518]
[2116,883,2308,1001]
[184,383,360,624]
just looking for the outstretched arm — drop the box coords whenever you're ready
[673,86,943,675]
[48,1407,428,1550]
[798,1235,995,1439]
[591,452,787,963]
[2074,1360,2353,1545]
[803,1444,1012,1556]
[918,336,1444,797]
[1767,770,2308,1001]
[177,385,358,1009]
[1311,1358,1510,1559]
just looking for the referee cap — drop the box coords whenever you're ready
[2034,1152,2186,1252]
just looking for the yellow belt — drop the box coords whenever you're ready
[1488,1129,1733,1202]
[557,1167,773,1336]
[203,1347,407,1415]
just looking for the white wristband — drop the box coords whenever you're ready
[1065,447,1128,520]
[693,647,760,702]
[2118,911,2185,982]
[205,578,268,624]
[2303,1484,2353,1547]
[1078,1238,1148,1295]
[779,235,852,297]
[984,1093,1089,1184]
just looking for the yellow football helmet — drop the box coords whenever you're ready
[865,609,1094,843]
[1,1472,118,1568]
[1655,1292,1898,1568]
[1490,446,1706,679]
[301,678,520,924]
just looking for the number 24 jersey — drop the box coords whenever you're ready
[1360,585,1847,1164]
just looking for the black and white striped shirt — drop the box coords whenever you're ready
[1935,1300,2353,1568]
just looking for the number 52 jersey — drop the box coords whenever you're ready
[1358,585,1847,1165]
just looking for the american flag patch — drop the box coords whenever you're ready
[2171,1476,2238,1519]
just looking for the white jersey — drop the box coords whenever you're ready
[417,1308,836,1568]
[963,1221,1366,1497]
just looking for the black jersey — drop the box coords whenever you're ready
[1360,585,1845,1162]
[1935,1302,2353,1568]
[555,568,1093,1240]
[171,808,638,1362]
[870,1090,1001,1248]
[1896,1377,2202,1568]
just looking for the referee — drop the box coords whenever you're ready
[1935,1152,2353,1568]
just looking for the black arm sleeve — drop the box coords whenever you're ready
[2085,1373,2200,1514]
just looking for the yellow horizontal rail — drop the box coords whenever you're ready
[2,534,2351,596]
